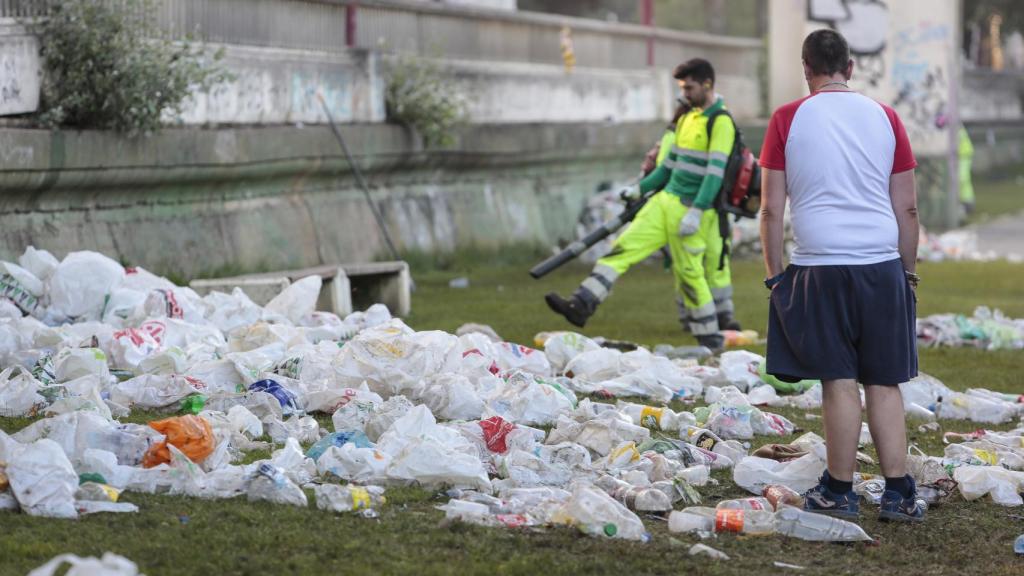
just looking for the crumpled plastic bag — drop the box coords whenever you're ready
[317,443,392,483]
[954,465,1024,506]
[47,251,126,321]
[6,437,79,518]
[417,373,486,421]
[716,350,766,392]
[54,347,111,382]
[542,331,601,374]
[14,411,157,468]
[332,321,462,398]
[265,275,322,325]
[484,371,576,426]
[27,552,142,576]
[143,415,215,468]
[1,260,43,314]
[18,246,59,283]
[547,411,651,457]
[247,463,309,507]
[0,366,45,416]
[733,443,827,495]
[110,374,198,409]
[376,405,491,490]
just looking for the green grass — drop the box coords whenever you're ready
[967,172,1024,225]
[2,257,1023,575]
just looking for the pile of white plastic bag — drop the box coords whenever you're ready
[1,247,1023,549]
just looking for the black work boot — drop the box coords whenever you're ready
[545,292,597,328]
[696,333,725,354]
[717,312,742,332]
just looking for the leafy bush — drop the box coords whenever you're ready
[385,55,465,147]
[34,0,230,134]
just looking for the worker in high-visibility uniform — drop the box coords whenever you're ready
[546,58,739,351]
[958,125,975,217]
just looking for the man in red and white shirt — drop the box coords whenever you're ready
[760,29,923,522]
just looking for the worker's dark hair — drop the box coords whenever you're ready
[673,58,715,86]
[802,29,851,76]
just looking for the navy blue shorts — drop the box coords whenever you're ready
[766,258,917,386]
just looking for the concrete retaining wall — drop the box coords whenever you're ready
[0,123,658,278]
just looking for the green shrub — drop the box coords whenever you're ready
[385,55,465,147]
[34,0,230,135]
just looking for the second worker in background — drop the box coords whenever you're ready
[545,58,740,351]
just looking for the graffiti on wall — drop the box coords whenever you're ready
[890,22,950,143]
[808,0,889,88]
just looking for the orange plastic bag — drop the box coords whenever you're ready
[142,415,215,468]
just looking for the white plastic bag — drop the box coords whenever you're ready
[54,347,111,382]
[6,438,79,518]
[317,444,391,483]
[543,332,601,374]
[48,251,126,321]
[954,465,1024,506]
[0,366,45,416]
[733,445,827,495]
[27,552,142,576]
[265,276,322,325]
[18,246,59,283]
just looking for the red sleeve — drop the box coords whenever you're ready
[759,97,808,170]
[883,104,917,173]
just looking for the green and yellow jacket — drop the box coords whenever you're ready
[640,96,736,210]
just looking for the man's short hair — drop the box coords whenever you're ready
[802,29,851,76]
[673,58,715,85]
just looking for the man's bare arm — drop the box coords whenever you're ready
[889,169,919,274]
[760,167,788,278]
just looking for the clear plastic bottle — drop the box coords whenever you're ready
[762,484,804,510]
[675,465,711,486]
[595,476,673,512]
[683,426,722,451]
[774,505,872,542]
[716,497,772,511]
[668,506,716,533]
[619,403,680,432]
[714,508,775,534]
[553,485,649,541]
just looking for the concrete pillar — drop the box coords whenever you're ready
[768,0,808,111]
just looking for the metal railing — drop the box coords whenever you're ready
[1,0,761,74]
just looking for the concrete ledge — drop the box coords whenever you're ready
[190,261,411,316]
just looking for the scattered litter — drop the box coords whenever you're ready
[774,561,806,571]
[688,543,730,560]
[448,277,470,289]
[917,307,1023,350]
[0,244,1020,550]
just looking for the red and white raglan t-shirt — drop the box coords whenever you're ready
[759,92,917,266]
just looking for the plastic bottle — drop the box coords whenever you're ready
[683,426,722,451]
[716,497,772,511]
[595,476,673,512]
[1014,534,1024,556]
[555,486,649,541]
[619,403,680,432]
[714,508,775,534]
[676,465,711,486]
[762,484,804,510]
[774,505,872,542]
[668,506,716,533]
